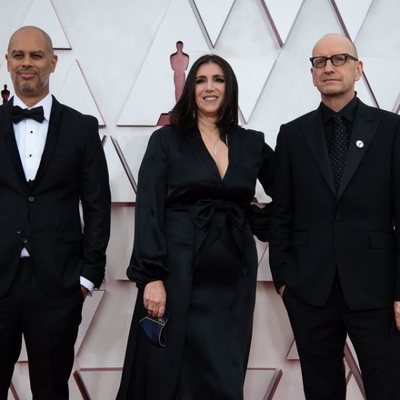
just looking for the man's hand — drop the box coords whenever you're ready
[394,301,400,331]
[143,280,166,318]
[278,285,286,298]
[80,285,89,300]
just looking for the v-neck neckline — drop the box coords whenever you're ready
[194,126,231,182]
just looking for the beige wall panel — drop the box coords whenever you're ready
[0,0,398,398]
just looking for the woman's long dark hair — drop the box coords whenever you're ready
[169,54,239,138]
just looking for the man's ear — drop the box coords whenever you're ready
[311,68,316,87]
[50,54,58,73]
[354,60,363,82]
[5,54,10,72]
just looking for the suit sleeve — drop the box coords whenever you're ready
[79,116,111,288]
[269,124,293,292]
[126,129,168,289]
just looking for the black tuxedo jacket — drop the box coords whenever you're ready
[0,96,111,298]
[270,98,400,310]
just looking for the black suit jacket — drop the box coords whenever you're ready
[0,96,111,298]
[270,98,400,310]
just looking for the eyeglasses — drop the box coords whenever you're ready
[309,53,358,68]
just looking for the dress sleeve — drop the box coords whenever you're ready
[126,129,169,289]
[248,133,275,242]
[258,138,275,196]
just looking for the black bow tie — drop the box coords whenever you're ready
[11,105,45,123]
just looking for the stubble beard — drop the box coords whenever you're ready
[14,74,49,98]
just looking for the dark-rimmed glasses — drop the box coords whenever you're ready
[309,53,358,68]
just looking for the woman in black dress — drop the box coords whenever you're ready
[116,54,274,400]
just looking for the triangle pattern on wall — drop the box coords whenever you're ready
[56,59,105,126]
[75,290,106,355]
[261,0,303,45]
[21,0,70,49]
[226,57,274,123]
[192,0,235,47]
[244,368,283,399]
[103,135,137,204]
[361,58,400,111]
[333,0,374,39]
[117,0,209,126]
[256,241,272,282]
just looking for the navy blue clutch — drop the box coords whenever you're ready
[139,312,169,347]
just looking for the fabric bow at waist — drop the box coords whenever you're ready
[187,199,248,274]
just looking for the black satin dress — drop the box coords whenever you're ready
[116,124,274,400]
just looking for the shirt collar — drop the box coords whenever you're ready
[320,94,359,124]
[13,93,53,122]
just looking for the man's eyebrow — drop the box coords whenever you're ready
[10,49,46,54]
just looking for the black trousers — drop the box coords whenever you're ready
[283,277,400,400]
[0,258,83,400]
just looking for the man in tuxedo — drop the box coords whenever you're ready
[0,26,111,399]
[270,33,400,399]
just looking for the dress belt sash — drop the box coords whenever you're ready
[178,199,248,274]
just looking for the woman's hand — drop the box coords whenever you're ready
[143,280,166,318]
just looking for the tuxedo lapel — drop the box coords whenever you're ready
[1,98,29,189]
[337,102,379,199]
[33,96,62,186]
[302,111,336,196]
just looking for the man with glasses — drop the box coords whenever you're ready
[270,33,400,399]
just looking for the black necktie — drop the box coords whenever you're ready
[328,113,349,188]
[11,105,45,123]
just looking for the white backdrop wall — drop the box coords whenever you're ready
[1,0,399,399]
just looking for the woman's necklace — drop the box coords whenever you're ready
[212,137,220,157]
[211,134,228,157]
[200,129,220,158]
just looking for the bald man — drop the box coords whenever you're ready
[0,26,110,399]
[270,33,400,399]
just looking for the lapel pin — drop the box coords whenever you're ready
[356,140,364,148]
